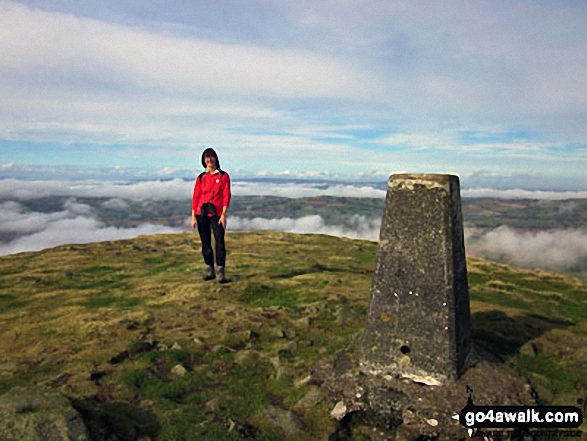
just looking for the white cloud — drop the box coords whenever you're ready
[230,214,381,241]
[0,178,194,201]
[462,188,587,200]
[0,178,387,200]
[0,198,179,255]
[232,181,386,199]
[4,178,587,203]
[0,2,370,100]
[467,226,587,271]
[100,198,129,210]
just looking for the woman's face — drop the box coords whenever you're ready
[204,154,217,168]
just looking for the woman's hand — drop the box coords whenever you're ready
[219,214,227,229]
[190,216,196,230]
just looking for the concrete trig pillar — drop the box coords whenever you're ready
[361,174,472,385]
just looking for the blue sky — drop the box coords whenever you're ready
[1,0,587,186]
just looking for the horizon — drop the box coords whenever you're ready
[1,1,587,188]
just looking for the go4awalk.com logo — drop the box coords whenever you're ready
[453,389,583,438]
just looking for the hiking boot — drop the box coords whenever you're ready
[217,266,228,284]
[203,265,215,281]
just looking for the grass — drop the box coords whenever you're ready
[237,283,302,310]
[0,232,586,439]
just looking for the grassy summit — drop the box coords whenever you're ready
[0,232,586,440]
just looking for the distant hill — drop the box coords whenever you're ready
[0,232,586,440]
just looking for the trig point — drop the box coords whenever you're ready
[361,174,472,385]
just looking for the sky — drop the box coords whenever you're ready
[1,0,587,188]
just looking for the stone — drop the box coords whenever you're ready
[519,341,538,357]
[261,406,304,437]
[294,374,312,388]
[295,317,313,327]
[234,350,260,365]
[170,364,187,377]
[330,401,347,420]
[0,386,89,441]
[0,362,18,377]
[170,342,182,351]
[294,387,323,409]
[362,174,473,384]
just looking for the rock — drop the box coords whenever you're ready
[247,330,260,340]
[261,406,304,438]
[277,341,297,356]
[0,386,89,441]
[296,317,314,327]
[170,364,187,377]
[275,366,295,381]
[294,375,312,388]
[234,350,260,366]
[205,397,220,411]
[193,337,205,346]
[211,345,229,354]
[170,342,182,351]
[426,418,438,427]
[519,341,538,357]
[336,306,353,325]
[330,401,347,420]
[269,356,280,370]
[294,387,323,409]
[0,362,18,377]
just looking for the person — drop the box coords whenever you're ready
[190,148,231,283]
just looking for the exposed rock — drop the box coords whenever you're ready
[330,401,347,420]
[234,350,261,365]
[261,406,304,438]
[247,330,260,340]
[317,342,537,440]
[274,366,295,381]
[295,317,314,327]
[205,397,220,411]
[277,340,297,356]
[519,341,538,357]
[294,386,324,409]
[0,362,18,377]
[211,345,229,354]
[170,342,182,351]
[0,386,89,441]
[294,374,312,388]
[170,364,187,377]
[193,337,205,346]
[272,328,285,338]
[336,305,353,325]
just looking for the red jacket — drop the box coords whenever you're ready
[192,169,231,216]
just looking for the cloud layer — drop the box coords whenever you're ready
[0,199,179,255]
[230,214,381,242]
[4,178,587,202]
[467,226,587,271]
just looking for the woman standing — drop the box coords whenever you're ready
[190,148,231,283]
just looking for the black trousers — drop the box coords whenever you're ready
[196,214,226,267]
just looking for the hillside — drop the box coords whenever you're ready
[0,232,586,440]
